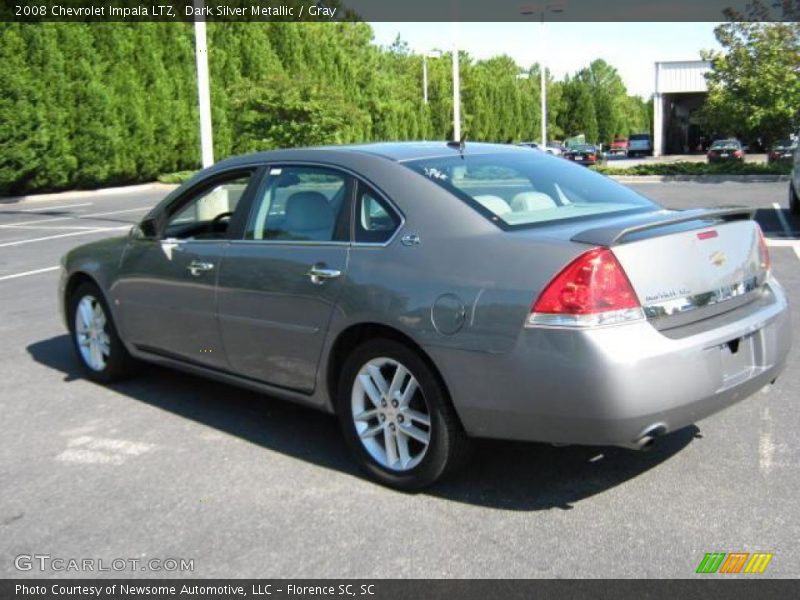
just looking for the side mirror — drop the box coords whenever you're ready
[131,217,159,240]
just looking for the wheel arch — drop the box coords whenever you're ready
[325,322,464,428]
[63,271,101,322]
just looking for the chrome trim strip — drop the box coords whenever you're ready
[644,276,761,320]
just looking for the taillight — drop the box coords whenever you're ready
[526,248,644,328]
[756,223,771,272]
[734,150,743,158]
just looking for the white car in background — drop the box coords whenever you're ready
[518,142,563,156]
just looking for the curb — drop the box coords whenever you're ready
[609,174,791,183]
[0,182,177,205]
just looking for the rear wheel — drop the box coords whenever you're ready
[68,282,139,383]
[790,181,799,216]
[336,338,470,490]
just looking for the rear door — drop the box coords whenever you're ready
[216,165,352,392]
[116,169,258,368]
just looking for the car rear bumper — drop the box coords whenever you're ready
[430,278,791,448]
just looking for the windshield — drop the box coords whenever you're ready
[629,134,650,141]
[403,152,655,228]
[711,140,740,150]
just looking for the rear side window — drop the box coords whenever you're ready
[245,166,350,242]
[355,183,401,244]
[404,152,655,229]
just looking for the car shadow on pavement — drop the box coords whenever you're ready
[28,335,699,512]
[755,207,799,240]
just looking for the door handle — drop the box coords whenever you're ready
[306,264,341,285]
[187,260,214,276]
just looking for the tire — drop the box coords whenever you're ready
[790,181,800,216]
[336,338,471,490]
[68,281,139,383]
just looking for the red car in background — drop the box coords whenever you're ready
[768,139,797,165]
[607,137,628,157]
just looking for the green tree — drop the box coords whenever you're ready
[701,22,800,144]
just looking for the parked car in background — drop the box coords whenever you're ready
[707,139,745,163]
[545,142,564,157]
[607,137,629,157]
[518,141,561,156]
[627,133,652,157]
[59,142,790,489]
[768,139,797,165]
[563,144,603,166]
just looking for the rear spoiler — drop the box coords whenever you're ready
[571,207,755,246]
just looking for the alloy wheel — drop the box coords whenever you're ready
[351,357,431,471]
[74,295,110,371]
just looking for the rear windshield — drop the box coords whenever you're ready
[774,139,796,149]
[711,140,741,150]
[629,134,651,141]
[403,152,655,229]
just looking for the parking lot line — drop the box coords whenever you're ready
[772,202,794,237]
[15,202,93,213]
[0,226,129,248]
[0,225,110,230]
[0,206,150,228]
[0,266,59,282]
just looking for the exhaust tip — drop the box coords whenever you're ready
[631,424,667,451]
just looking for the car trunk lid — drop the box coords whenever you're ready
[571,207,767,330]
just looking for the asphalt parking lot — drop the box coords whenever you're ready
[0,180,798,579]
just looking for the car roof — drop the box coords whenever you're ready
[212,141,526,170]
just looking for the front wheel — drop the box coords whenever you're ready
[337,339,470,490]
[68,282,139,383]
[790,181,799,216]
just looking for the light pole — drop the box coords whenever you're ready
[194,0,214,168]
[423,55,428,104]
[520,2,565,147]
[422,51,441,105]
[452,39,461,140]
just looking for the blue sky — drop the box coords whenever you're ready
[369,22,722,97]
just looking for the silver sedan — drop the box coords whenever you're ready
[60,142,791,489]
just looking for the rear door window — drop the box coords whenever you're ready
[245,166,351,242]
[355,183,401,244]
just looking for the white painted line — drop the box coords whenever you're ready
[16,202,93,213]
[765,239,800,247]
[772,202,793,238]
[56,435,154,465]
[0,226,129,248]
[0,206,150,228]
[765,238,800,262]
[0,266,59,282]
[0,182,171,204]
[0,225,108,231]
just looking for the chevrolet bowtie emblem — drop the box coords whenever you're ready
[710,250,727,267]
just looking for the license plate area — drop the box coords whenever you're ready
[720,333,756,387]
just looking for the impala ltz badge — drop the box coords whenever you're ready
[710,250,727,267]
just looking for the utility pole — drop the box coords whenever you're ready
[452,37,461,140]
[520,2,565,146]
[194,0,214,168]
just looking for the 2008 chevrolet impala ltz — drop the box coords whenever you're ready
[59,142,791,489]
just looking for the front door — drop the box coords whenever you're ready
[115,170,257,368]
[217,165,352,392]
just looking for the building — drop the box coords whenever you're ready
[653,60,711,156]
